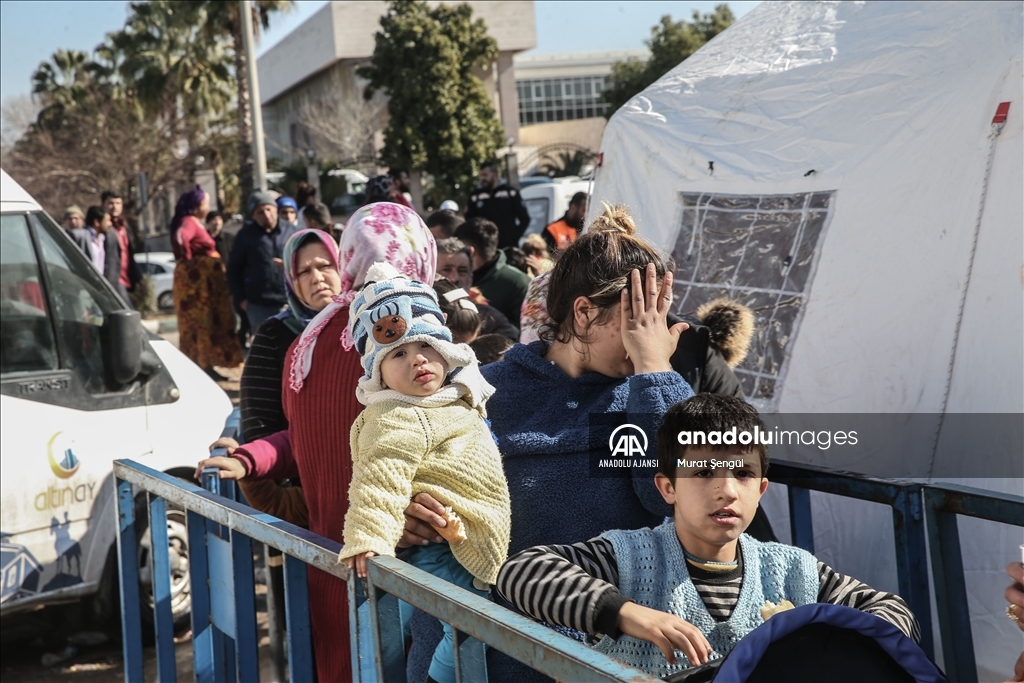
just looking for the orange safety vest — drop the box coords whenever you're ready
[545,219,578,250]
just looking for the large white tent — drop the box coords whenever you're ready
[591,2,1022,679]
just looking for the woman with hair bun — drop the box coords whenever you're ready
[170,186,242,379]
[406,204,697,682]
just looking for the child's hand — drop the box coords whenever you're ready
[347,551,377,579]
[618,602,712,666]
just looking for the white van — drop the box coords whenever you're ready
[518,177,591,244]
[0,170,232,628]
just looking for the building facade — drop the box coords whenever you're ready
[513,49,648,174]
[257,1,537,166]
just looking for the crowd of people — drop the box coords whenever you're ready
[63,191,142,308]
[66,163,1012,681]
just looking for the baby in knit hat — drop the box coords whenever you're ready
[339,262,511,683]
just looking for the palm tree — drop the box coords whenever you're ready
[201,0,293,202]
[114,2,233,122]
[539,150,596,178]
[32,49,92,110]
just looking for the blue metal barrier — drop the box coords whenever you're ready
[114,459,662,682]
[117,452,1019,682]
[769,460,933,656]
[924,483,1024,683]
[772,459,1024,677]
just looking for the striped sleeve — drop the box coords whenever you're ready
[495,538,628,636]
[817,561,921,642]
[240,318,296,442]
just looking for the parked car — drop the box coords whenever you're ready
[134,252,176,310]
[518,177,591,245]
[0,169,232,630]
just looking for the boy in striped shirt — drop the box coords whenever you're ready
[495,394,920,678]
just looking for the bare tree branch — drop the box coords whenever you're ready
[292,70,386,173]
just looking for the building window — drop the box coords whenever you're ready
[516,75,609,125]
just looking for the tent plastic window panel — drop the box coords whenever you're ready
[670,192,835,406]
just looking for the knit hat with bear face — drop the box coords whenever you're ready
[348,262,491,408]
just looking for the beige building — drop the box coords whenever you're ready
[257,1,537,165]
[513,49,648,174]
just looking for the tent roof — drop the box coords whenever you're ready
[593,0,1023,414]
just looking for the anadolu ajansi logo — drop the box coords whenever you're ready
[599,424,657,469]
[608,424,648,457]
[47,432,81,479]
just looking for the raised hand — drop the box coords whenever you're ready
[620,263,687,375]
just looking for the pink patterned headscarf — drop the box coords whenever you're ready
[288,203,436,392]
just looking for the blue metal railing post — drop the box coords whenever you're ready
[231,528,260,682]
[201,467,233,680]
[187,508,216,683]
[923,486,975,683]
[786,486,814,552]
[148,495,178,681]
[116,477,144,682]
[454,626,488,683]
[923,483,1023,682]
[891,485,932,657]
[282,553,315,683]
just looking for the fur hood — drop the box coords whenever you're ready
[695,299,754,368]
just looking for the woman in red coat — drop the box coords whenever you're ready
[170,186,243,378]
[197,203,438,681]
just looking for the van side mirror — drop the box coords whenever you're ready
[104,310,142,386]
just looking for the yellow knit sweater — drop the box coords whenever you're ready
[339,398,511,584]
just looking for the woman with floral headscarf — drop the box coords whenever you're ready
[213,229,343,527]
[195,203,437,682]
[170,186,242,378]
[240,229,342,442]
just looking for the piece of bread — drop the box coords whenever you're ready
[759,599,795,621]
[431,506,467,545]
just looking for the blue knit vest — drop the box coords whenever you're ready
[594,522,818,678]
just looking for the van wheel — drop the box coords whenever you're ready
[135,494,191,632]
[157,292,173,310]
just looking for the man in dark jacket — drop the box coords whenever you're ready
[227,191,298,333]
[464,160,531,249]
[435,237,519,340]
[455,218,530,328]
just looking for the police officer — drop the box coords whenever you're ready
[464,160,531,249]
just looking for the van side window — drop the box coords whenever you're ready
[30,213,123,394]
[0,214,58,375]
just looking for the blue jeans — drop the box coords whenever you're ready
[245,301,284,334]
[404,543,489,683]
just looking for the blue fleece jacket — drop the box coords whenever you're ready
[482,341,695,555]
[406,342,694,683]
